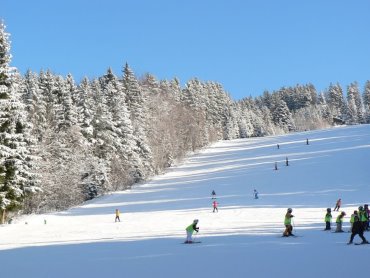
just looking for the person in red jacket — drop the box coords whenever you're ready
[334,198,341,211]
[212,200,218,213]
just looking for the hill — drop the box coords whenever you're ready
[0,125,369,278]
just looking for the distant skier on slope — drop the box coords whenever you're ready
[335,211,346,232]
[283,208,295,237]
[253,189,259,199]
[211,190,216,199]
[347,213,369,245]
[115,209,120,222]
[185,219,199,243]
[334,198,341,211]
[212,200,218,213]
[324,208,332,230]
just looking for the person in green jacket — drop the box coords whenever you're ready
[350,210,358,232]
[283,208,294,237]
[324,208,332,230]
[335,211,346,232]
[358,206,369,230]
[185,219,199,243]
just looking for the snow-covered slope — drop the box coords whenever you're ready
[1,125,369,278]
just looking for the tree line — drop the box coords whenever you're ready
[1,22,370,223]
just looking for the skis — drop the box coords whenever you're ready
[183,241,201,244]
[354,242,370,245]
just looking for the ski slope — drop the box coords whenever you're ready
[1,125,370,278]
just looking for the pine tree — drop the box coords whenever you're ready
[123,63,153,180]
[0,22,39,222]
[326,83,346,122]
[363,81,370,123]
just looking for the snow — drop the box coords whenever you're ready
[1,125,370,278]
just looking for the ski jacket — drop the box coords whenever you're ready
[284,212,293,225]
[359,211,368,222]
[213,201,218,207]
[186,223,199,234]
[351,216,364,234]
[350,214,356,223]
[324,213,332,222]
[336,215,344,223]
[115,210,120,216]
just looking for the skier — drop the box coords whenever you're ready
[283,208,295,237]
[253,189,259,199]
[334,198,341,211]
[335,211,346,232]
[115,209,120,222]
[347,213,369,245]
[185,219,199,243]
[358,206,369,230]
[212,200,218,213]
[211,190,216,199]
[364,204,369,231]
[324,208,332,230]
[350,210,358,232]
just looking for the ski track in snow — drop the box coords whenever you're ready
[0,125,370,278]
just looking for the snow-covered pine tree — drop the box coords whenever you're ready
[364,81,370,123]
[101,68,139,188]
[326,83,347,123]
[77,77,95,140]
[0,21,39,222]
[346,82,364,124]
[271,98,295,132]
[123,63,153,180]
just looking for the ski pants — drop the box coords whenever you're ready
[213,207,218,213]
[115,216,120,222]
[283,224,293,236]
[186,231,193,242]
[349,230,367,243]
[336,222,343,232]
[325,221,331,230]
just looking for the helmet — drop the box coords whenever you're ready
[359,206,364,211]
[341,211,346,215]
[287,208,292,213]
[327,208,331,212]
[193,219,199,223]
[354,210,358,214]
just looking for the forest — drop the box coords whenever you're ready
[1,22,370,223]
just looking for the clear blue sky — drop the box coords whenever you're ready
[2,0,370,99]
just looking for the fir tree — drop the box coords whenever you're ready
[0,22,39,222]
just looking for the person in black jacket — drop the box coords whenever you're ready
[348,214,369,245]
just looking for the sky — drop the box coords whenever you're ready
[2,0,370,100]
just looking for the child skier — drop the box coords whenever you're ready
[358,206,369,230]
[283,208,295,237]
[212,200,218,213]
[211,190,216,199]
[364,204,369,231]
[253,189,259,199]
[335,211,346,232]
[324,208,332,230]
[334,198,341,211]
[347,213,369,245]
[115,209,120,222]
[185,219,199,243]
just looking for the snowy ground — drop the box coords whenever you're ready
[1,125,369,278]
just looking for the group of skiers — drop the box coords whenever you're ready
[324,202,369,244]
[187,193,370,244]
